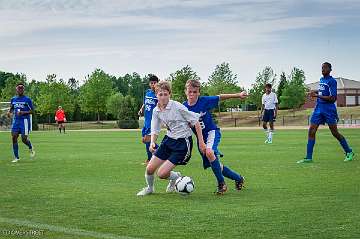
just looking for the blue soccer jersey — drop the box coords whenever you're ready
[143,89,158,129]
[10,95,34,135]
[317,76,337,106]
[11,96,33,121]
[310,76,338,125]
[183,96,219,133]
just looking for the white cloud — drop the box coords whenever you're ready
[0,0,359,87]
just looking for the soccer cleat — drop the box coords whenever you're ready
[166,172,182,193]
[11,158,20,163]
[136,187,153,196]
[344,151,355,162]
[235,177,245,191]
[30,149,35,159]
[267,139,272,144]
[297,158,313,164]
[264,139,268,144]
[215,182,228,195]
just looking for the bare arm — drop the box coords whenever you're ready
[7,104,14,118]
[219,91,247,101]
[149,133,159,153]
[138,104,145,116]
[193,121,206,154]
[260,104,265,116]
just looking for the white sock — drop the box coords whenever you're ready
[168,171,180,181]
[268,130,273,141]
[145,173,154,190]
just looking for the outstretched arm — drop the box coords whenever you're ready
[219,91,248,101]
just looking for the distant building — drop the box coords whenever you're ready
[303,77,360,108]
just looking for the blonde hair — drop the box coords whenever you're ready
[185,79,201,90]
[155,81,172,94]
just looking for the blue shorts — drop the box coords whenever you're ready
[200,130,223,169]
[141,127,151,137]
[310,105,338,125]
[154,135,193,165]
[262,109,275,122]
[11,118,32,136]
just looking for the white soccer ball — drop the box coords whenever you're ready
[175,176,195,195]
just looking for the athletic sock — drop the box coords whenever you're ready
[222,165,242,181]
[13,143,19,159]
[306,138,315,159]
[210,158,225,184]
[145,173,154,190]
[339,137,352,153]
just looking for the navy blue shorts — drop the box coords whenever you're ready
[154,135,193,165]
[141,127,151,137]
[262,109,275,122]
[310,105,338,125]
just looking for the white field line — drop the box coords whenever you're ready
[0,217,140,239]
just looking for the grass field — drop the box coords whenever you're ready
[0,129,359,239]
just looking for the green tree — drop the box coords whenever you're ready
[277,72,288,106]
[248,66,277,110]
[127,72,145,109]
[1,73,27,101]
[117,95,139,129]
[113,75,130,96]
[35,75,75,123]
[169,65,200,103]
[79,69,114,122]
[279,68,307,113]
[106,93,124,118]
[207,62,242,111]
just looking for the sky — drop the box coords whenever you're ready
[0,0,359,89]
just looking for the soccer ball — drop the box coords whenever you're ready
[175,176,195,195]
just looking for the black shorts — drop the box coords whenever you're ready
[154,135,193,165]
[262,109,275,122]
[57,121,65,124]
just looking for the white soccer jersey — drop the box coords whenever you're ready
[262,92,278,110]
[151,100,200,139]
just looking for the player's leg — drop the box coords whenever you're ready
[262,110,270,143]
[204,130,227,194]
[58,122,61,133]
[21,134,35,158]
[268,110,275,143]
[163,137,192,193]
[137,155,165,196]
[141,127,157,165]
[61,122,65,133]
[142,134,152,165]
[11,132,20,162]
[328,124,354,161]
[297,123,319,163]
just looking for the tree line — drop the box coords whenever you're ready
[0,63,308,128]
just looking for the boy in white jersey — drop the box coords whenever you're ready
[260,83,278,144]
[137,81,206,196]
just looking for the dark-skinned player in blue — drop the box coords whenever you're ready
[297,62,355,163]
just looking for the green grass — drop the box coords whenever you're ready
[0,129,359,239]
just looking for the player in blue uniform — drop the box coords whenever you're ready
[184,79,247,194]
[297,62,355,163]
[7,83,35,163]
[138,75,159,165]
